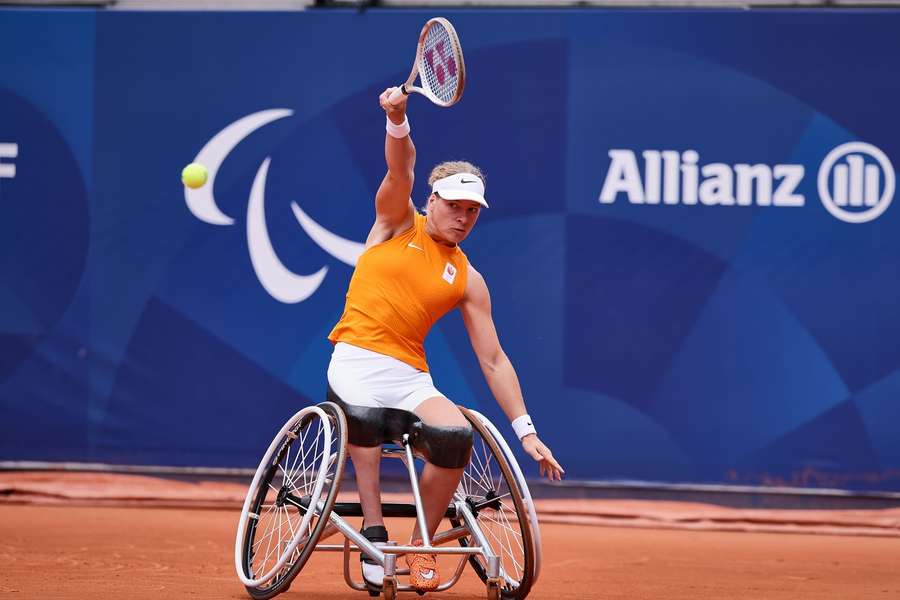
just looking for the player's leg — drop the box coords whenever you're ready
[348,443,384,528]
[347,443,390,589]
[349,441,391,590]
[327,344,391,589]
[411,395,469,538]
[403,395,471,591]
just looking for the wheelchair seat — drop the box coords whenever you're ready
[326,384,473,470]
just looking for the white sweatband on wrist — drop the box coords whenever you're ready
[511,414,537,441]
[386,115,410,139]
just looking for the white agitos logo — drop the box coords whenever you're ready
[184,109,364,303]
[599,142,895,223]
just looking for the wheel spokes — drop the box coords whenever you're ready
[247,412,336,588]
[461,430,528,592]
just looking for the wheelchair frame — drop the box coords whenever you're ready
[234,402,541,600]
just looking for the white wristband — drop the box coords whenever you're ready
[511,414,536,441]
[386,115,410,139]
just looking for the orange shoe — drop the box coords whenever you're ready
[405,540,439,592]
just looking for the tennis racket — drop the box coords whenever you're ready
[388,17,465,107]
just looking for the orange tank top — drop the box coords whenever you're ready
[328,213,469,372]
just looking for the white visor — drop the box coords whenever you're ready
[431,172,488,208]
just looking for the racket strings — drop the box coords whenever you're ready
[419,22,462,105]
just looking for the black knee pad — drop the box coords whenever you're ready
[409,421,473,469]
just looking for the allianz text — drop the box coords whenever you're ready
[599,149,804,207]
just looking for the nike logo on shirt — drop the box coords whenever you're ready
[408,243,424,251]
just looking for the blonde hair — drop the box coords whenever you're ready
[427,160,485,187]
[423,160,486,212]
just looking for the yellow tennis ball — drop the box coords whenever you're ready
[181,162,208,189]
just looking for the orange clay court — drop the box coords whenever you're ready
[1,472,899,599]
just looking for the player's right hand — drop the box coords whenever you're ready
[380,87,408,119]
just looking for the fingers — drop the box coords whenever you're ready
[543,452,564,475]
[546,461,564,481]
[527,445,553,479]
[379,88,394,109]
[380,87,408,113]
[522,436,565,481]
[534,442,564,481]
[538,459,562,481]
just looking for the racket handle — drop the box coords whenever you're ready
[388,85,408,106]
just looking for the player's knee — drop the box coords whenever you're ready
[410,420,473,469]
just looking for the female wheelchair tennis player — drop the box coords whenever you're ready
[235,85,562,599]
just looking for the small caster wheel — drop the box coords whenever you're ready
[487,579,501,600]
[383,576,397,600]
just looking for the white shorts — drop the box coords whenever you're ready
[327,342,445,412]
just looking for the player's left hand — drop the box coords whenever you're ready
[521,435,564,481]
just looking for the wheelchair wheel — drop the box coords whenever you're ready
[454,407,541,599]
[235,402,347,599]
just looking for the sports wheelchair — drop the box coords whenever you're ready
[234,393,542,599]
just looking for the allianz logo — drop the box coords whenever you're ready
[0,143,17,178]
[598,142,895,224]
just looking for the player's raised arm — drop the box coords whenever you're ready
[374,88,416,233]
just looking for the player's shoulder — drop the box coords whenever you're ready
[464,262,488,295]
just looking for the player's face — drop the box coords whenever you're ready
[427,194,482,246]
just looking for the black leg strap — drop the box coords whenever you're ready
[360,525,389,564]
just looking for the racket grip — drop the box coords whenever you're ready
[388,85,407,106]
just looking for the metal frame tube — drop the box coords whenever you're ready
[384,551,397,577]
[431,524,470,545]
[313,429,516,596]
[341,537,368,592]
[381,544,482,555]
[328,510,384,565]
[326,542,482,556]
[434,554,469,592]
[455,500,497,563]
[402,434,431,546]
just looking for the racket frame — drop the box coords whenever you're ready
[391,17,465,107]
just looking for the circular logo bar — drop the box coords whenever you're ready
[818,142,895,224]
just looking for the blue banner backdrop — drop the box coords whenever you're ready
[2,8,900,491]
